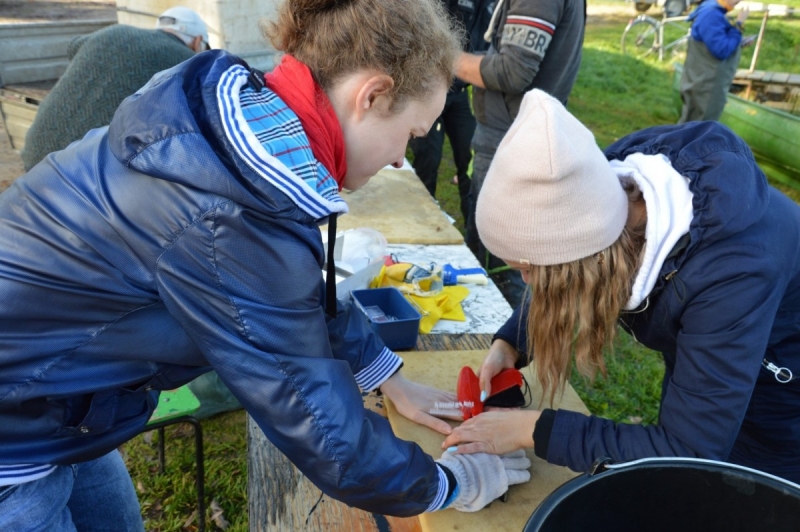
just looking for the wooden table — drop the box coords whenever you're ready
[322,168,464,245]
[247,168,589,531]
[247,337,591,531]
[387,351,589,532]
[246,335,495,532]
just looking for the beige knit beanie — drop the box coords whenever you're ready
[476,89,628,266]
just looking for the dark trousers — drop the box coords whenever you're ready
[466,123,527,310]
[678,38,740,124]
[409,88,476,221]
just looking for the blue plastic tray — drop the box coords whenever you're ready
[351,287,420,351]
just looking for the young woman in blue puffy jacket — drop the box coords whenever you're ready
[0,1,532,529]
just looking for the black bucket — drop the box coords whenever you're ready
[524,457,800,532]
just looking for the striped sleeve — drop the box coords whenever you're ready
[425,464,453,512]
[505,15,555,34]
[353,347,403,391]
[0,464,56,487]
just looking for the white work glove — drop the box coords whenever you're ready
[436,450,531,512]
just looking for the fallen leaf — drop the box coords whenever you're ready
[182,508,198,529]
[210,499,230,530]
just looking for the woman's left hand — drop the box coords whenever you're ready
[441,409,540,455]
[379,372,460,435]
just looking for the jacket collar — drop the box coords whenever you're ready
[108,50,347,222]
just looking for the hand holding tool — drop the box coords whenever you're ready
[457,366,524,420]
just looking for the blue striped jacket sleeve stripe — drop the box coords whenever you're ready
[425,464,451,512]
[0,464,56,486]
[353,347,402,391]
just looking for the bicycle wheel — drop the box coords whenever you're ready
[621,17,659,59]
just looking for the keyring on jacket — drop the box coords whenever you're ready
[762,359,794,384]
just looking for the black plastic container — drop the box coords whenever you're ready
[524,457,800,532]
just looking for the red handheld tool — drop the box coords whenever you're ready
[457,366,524,420]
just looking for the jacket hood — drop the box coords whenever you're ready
[108,50,346,222]
[605,121,769,251]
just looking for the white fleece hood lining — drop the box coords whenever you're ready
[610,153,694,311]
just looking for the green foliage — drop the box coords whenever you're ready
[740,17,800,72]
[570,48,680,147]
[122,411,248,531]
[570,331,664,425]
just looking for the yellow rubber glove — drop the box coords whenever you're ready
[371,263,443,296]
[407,285,469,333]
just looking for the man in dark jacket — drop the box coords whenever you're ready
[408,0,493,223]
[21,7,209,171]
[454,0,586,308]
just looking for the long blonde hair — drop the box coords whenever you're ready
[524,186,646,404]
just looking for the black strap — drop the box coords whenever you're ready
[665,233,691,261]
[325,214,338,318]
[247,67,265,91]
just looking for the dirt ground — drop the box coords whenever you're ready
[0,1,636,193]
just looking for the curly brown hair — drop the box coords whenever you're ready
[522,185,647,404]
[262,0,462,111]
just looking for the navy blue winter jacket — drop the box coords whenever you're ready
[496,121,800,483]
[0,51,443,514]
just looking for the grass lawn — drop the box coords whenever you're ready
[123,2,800,529]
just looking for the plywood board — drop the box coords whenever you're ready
[386,350,589,532]
[327,168,464,245]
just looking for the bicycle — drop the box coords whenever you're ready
[621,11,692,61]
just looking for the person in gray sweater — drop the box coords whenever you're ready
[455,0,586,309]
[21,7,209,171]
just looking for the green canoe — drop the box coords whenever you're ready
[673,63,800,190]
[720,93,800,190]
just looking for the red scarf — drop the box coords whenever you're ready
[264,55,347,189]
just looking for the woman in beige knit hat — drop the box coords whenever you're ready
[441,89,800,484]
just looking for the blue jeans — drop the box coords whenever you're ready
[0,450,144,532]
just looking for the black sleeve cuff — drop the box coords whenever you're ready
[533,408,556,461]
[491,332,531,369]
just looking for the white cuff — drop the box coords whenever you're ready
[425,464,451,512]
[353,347,402,391]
